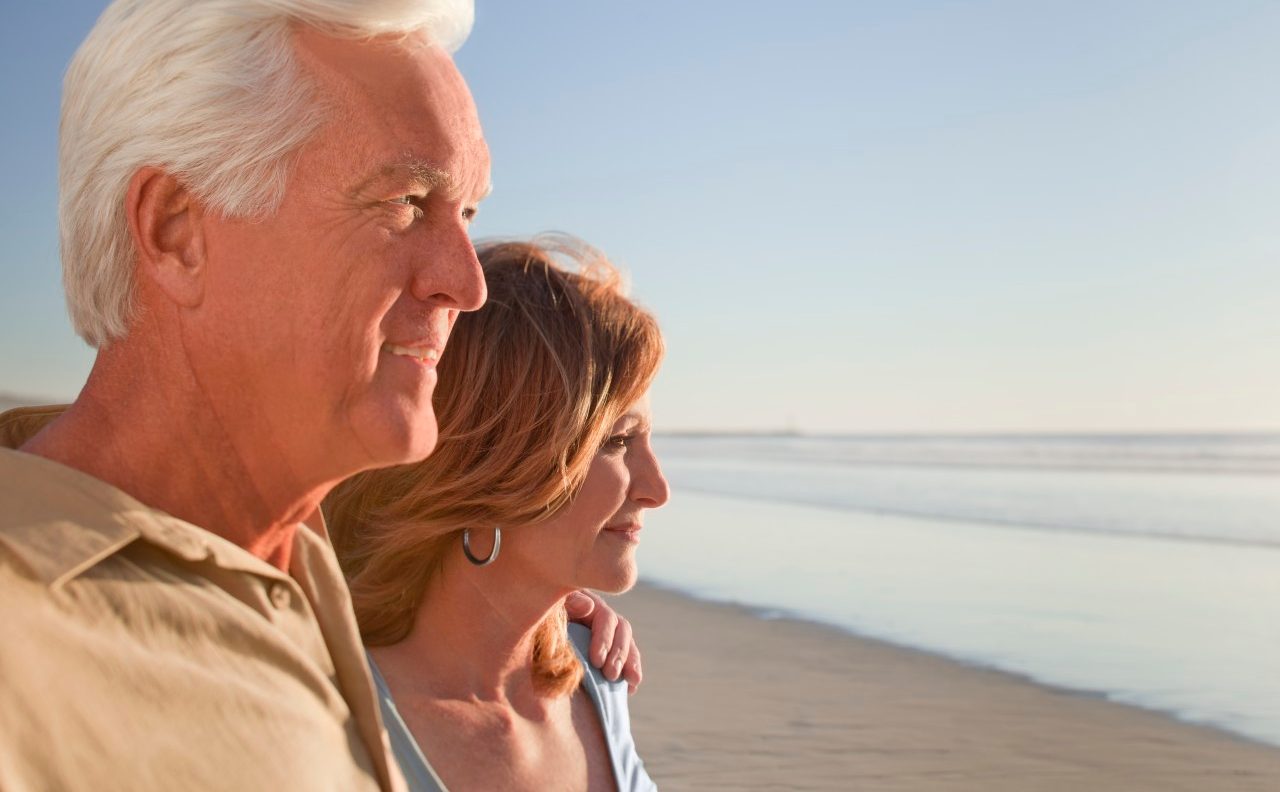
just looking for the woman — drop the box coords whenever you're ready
[327,236,669,791]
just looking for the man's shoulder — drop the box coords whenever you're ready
[0,404,140,589]
[0,448,143,589]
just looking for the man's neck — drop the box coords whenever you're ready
[21,343,327,571]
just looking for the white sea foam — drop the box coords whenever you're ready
[658,432,1280,475]
[655,433,1280,546]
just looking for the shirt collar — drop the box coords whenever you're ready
[0,446,299,588]
[0,405,306,587]
[0,403,67,450]
[1,447,149,587]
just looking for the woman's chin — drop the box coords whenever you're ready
[592,564,639,596]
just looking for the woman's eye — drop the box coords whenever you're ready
[603,434,631,452]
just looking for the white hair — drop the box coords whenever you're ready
[59,0,475,347]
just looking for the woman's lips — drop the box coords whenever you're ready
[604,522,642,542]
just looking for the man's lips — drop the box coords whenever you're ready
[383,342,442,367]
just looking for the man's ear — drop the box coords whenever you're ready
[125,166,207,308]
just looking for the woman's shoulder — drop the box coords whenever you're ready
[567,620,593,657]
[566,622,658,791]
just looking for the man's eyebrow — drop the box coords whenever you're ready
[353,162,491,206]
[404,162,455,191]
[351,161,454,196]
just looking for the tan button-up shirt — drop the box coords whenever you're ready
[0,406,406,791]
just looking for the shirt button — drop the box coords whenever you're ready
[269,582,292,609]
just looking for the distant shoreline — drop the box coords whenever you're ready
[3,392,1275,439]
[0,392,63,412]
[619,582,1280,790]
[656,427,1280,440]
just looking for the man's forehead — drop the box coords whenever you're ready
[294,26,436,78]
[291,29,490,202]
[294,26,469,117]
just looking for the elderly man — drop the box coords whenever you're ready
[0,1,637,790]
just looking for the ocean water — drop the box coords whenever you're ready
[638,433,1280,747]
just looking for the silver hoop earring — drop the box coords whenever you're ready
[462,527,501,567]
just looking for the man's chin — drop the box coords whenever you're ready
[386,422,439,467]
[352,403,440,470]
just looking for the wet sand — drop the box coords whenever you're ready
[617,583,1280,791]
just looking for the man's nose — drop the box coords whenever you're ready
[410,218,487,311]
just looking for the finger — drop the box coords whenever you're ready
[602,617,633,682]
[623,642,643,695]
[564,590,596,620]
[588,600,619,668]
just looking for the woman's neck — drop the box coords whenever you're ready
[370,558,573,712]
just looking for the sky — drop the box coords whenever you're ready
[3,1,1279,433]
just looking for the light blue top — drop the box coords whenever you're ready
[566,622,659,792]
[367,656,448,792]
[368,624,657,792]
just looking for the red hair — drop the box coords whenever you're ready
[327,235,664,695]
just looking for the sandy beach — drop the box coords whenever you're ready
[617,583,1280,792]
